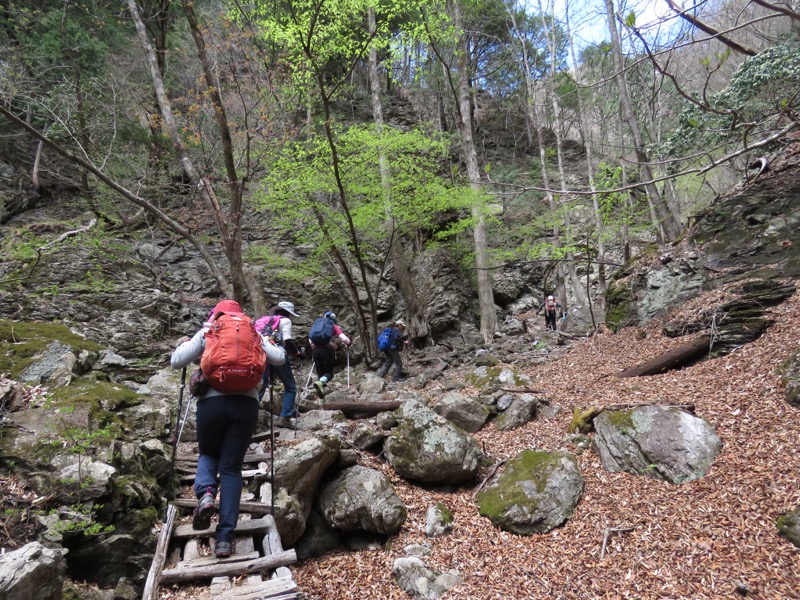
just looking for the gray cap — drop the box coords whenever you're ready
[277,301,299,317]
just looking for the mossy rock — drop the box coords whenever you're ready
[0,319,102,379]
[776,507,800,548]
[466,366,531,390]
[475,450,584,535]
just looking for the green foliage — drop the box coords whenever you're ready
[658,44,800,160]
[255,124,477,280]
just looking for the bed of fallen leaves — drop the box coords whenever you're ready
[293,289,800,600]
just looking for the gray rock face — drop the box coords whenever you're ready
[475,450,584,535]
[384,399,482,485]
[19,341,77,386]
[592,406,723,484]
[0,542,65,600]
[392,556,463,600]
[318,465,407,535]
[65,533,152,589]
[430,391,490,433]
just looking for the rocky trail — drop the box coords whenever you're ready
[285,289,800,599]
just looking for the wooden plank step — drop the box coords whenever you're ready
[217,575,299,600]
[251,430,280,443]
[173,516,271,540]
[179,468,270,484]
[171,500,274,517]
[159,549,297,584]
[177,551,260,569]
[176,452,273,465]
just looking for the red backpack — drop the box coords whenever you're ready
[200,311,267,393]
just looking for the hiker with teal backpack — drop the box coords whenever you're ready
[309,311,351,399]
[171,300,285,558]
[254,301,305,429]
[377,319,408,381]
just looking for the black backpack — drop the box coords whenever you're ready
[309,317,334,345]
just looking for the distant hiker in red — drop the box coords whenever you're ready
[537,295,562,331]
[171,300,285,559]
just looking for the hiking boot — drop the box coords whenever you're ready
[192,489,215,530]
[313,380,326,398]
[392,376,405,382]
[276,416,296,429]
[214,540,231,558]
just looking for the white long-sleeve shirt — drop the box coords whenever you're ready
[171,322,285,399]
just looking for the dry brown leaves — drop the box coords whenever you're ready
[293,291,800,600]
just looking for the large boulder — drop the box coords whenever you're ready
[0,542,65,600]
[592,406,722,484]
[430,391,490,433]
[384,399,482,485]
[318,465,407,535]
[272,433,341,545]
[475,450,584,535]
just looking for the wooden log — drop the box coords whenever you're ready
[303,400,402,416]
[142,504,176,600]
[173,516,272,539]
[615,334,711,378]
[261,514,292,579]
[217,576,299,600]
[159,549,297,584]
[171,498,274,516]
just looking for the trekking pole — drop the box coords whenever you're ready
[346,346,350,389]
[302,361,315,399]
[266,364,278,507]
[165,366,186,521]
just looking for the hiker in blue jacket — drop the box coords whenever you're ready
[377,319,408,381]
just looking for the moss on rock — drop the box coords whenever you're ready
[0,320,103,378]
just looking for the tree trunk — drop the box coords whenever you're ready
[615,334,711,377]
[126,0,235,298]
[452,0,497,344]
[368,7,429,344]
[539,0,586,307]
[603,0,680,242]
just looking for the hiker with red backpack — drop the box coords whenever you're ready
[308,311,351,399]
[377,319,409,382]
[537,295,563,331]
[170,300,285,559]
[254,301,304,429]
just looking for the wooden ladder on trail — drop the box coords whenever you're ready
[142,429,300,599]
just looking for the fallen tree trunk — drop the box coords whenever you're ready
[302,401,402,417]
[615,334,711,378]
